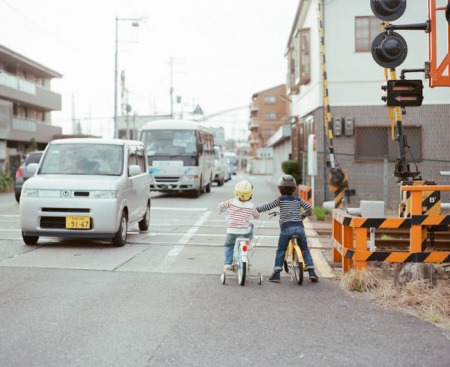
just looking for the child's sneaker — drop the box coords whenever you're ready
[224,264,233,272]
[269,270,281,283]
[308,269,319,282]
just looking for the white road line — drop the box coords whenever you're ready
[154,211,211,272]
[151,207,207,211]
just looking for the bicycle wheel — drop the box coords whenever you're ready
[293,249,304,285]
[284,243,291,273]
[237,246,246,286]
[220,272,226,285]
[283,259,290,273]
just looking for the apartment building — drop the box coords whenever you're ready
[286,0,450,209]
[0,44,62,168]
[248,84,289,158]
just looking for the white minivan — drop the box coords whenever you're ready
[20,138,151,247]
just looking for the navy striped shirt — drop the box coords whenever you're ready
[256,195,312,230]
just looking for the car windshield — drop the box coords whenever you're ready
[38,144,124,175]
[141,130,197,156]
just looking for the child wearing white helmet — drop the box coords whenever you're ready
[218,180,260,271]
[256,174,318,283]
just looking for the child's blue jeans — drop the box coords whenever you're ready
[224,224,254,265]
[273,224,314,271]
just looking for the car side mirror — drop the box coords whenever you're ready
[129,165,141,176]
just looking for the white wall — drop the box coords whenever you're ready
[292,0,450,116]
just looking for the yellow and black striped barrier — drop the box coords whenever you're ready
[332,185,450,272]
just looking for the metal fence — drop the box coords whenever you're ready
[302,151,450,212]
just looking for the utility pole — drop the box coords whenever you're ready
[114,16,144,138]
[169,57,174,118]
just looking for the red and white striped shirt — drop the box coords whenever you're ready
[218,198,260,234]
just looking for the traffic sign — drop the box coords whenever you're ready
[384,79,424,107]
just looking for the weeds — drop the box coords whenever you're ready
[339,266,450,329]
[312,206,330,221]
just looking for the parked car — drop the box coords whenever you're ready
[14,151,44,203]
[19,138,151,247]
[213,146,227,186]
[225,157,233,182]
[224,152,238,175]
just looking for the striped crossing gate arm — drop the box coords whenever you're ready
[316,0,349,209]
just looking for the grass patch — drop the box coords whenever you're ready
[339,266,450,329]
[312,206,330,221]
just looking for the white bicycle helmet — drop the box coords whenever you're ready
[234,180,253,201]
[277,174,297,188]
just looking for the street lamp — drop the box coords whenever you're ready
[114,16,143,139]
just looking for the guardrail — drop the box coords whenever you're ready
[332,185,450,272]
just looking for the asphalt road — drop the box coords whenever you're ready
[0,175,449,367]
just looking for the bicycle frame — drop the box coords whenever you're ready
[220,236,262,286]
[284,236,305,285]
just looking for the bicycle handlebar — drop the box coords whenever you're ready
[268,211,307,219]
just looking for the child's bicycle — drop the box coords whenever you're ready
[269,211,306,285]
[220,236,263,286]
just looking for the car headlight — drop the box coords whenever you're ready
[21,188,39,197]
[180,176,196,183]
[90,190,120,198]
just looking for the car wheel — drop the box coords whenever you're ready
[138,201,150,231]
[205,181,211,193]
[113,211,127,247]
[191,177,202,198]
[22,232,38,245]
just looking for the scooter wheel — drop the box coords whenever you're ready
[220,272,226,285]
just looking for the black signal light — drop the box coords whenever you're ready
[370,0,407,21]
[371,31,408,68]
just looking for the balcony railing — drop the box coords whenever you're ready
[12,117,37,132]
[0,71,36,95]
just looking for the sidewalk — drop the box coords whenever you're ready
[303,216,336,279]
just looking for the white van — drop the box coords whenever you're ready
[20,138,151,247]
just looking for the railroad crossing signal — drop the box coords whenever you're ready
[371,31,408,69]
[370,0,406,21]
[382,79,424,107]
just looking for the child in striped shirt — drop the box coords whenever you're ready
[256,174,318,283]
[218,180,260,271]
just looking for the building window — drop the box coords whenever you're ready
[263,112,276,120]
[299,28,310,84]
[286,47,298,95]
[355,125,422,161]
[263,128,276,138]
[355,16,379,52]
[263,96,276,104]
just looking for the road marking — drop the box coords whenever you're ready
[151,207,207,211]
[154,211,211,272]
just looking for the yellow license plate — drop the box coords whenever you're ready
[66,216,90,229]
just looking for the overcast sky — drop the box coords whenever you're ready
[0,0,298,139]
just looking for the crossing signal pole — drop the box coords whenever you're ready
[371,0,420,182]
[370,0,450,218]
